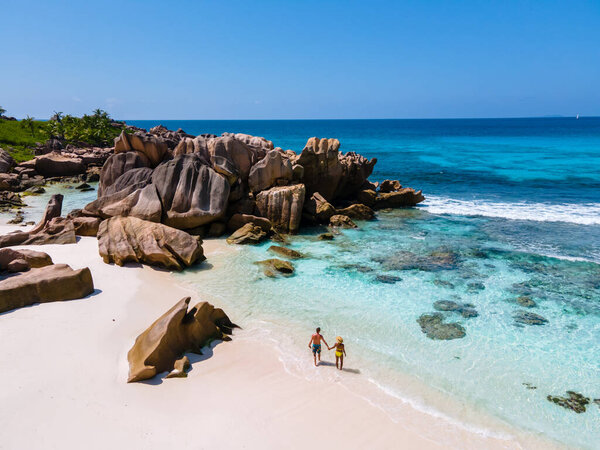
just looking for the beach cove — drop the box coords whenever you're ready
[0,118,599,449]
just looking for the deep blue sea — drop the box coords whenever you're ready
[21,118,600,447]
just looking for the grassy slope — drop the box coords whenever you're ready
[0,119,46,162]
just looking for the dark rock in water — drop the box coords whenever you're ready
[514,311,548,326]
[75,182,91,190]
[376,248,460,272]
[268,245,304,259]
[516,296,537,307]
[335,263,373,273]
[522,382,537,390]
[433,279,455,289]
[329,214,357,229]
[547,391,590,413]
[433,300,461,311]
[433,301,478,318]
[7,211,24,224]
[375,274,402,284]
[255,259,295,278]
[467,282,485,292]
[594,399,600,409]
[417,313,466,340]
[318,233,334,241]
[460,307,479,318]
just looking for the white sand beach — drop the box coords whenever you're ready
[0,234,558,450]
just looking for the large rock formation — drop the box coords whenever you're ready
[255,184,305,233]
[248,149,293,193]
[98,216,205,270]
[98,152,152,197]
[295,137,376,202]
[34,153,86,177]
[0,248,53,272]
[152,154,230,229]
[0,264,94,313]
[0,148,15,173]
[0,195,77,248]
[114,131,168,167]
[127,297,237,382]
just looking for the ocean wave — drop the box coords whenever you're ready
[423,196,600,225]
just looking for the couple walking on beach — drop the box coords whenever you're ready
[308,327,346,370]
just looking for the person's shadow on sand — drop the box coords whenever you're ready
[318,361,361,374]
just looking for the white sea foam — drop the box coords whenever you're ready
[422,196,600,225]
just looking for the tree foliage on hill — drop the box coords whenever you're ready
[44,109,124,147]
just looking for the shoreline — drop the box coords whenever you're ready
[0,234,561,449]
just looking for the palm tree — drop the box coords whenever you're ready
[0,106,6,117]
[21,115,36,137]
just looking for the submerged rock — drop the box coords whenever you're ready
[375,248,460,272]
[516,296,537,307]
[547,391,590,414]
[433,300,461,311]
[513,310,548,326]
[127,297,237,382]
[317,233,334,241]
[375,274,402,284]
[0,264,94,313]
[467,282,485,292]
[417,313,466,340]
[255,258,295,278]
[433,279,455,289]
[268,245,304,259]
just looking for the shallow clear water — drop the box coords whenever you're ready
[7,118,599,447]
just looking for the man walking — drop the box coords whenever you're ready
[308,327,330,367]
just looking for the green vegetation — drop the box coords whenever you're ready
[0,108,126,163]
[45,109,124,147]
[0,116,46,162]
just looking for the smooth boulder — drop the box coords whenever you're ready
[127,297,237,382]
[0,264,94,313]
[226,223,267,245]
[152,154,230,229]
[98,216,205,270]
[0,248,53,271]
[0,148,15,173]
[34,153,86,177]
[248,149,293,193]
[114,131,168,167]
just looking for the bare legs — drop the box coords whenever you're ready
[335,355,344,370]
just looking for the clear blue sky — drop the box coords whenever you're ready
[2,0,599,120]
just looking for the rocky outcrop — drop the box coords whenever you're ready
[127,297,237,382]
[513,311,548,325]
[379,179,401,193]
[98,216,205,271]
[85,183,162,223]
[98,152,152,196]
[226,223,267,245]
[72,216,102,237]
[0,173,21,191]
[255,258,295,277]
[255,184,305,233]
[114,131,168,167]
[374,188,425,209]
[248,150,293,193]
[152,154,230,229]
[208,136,257,183]
[34,153,86,177]
[0,195,77,248]
[303,192,335,223]
[0,264,94,313]
[226,214,272,232]
[0,148,15,173]
[295,137,376,202]
[335,203,375,220]
[0,248,53,272]
[268,245,303,259]
[329,214,357,229]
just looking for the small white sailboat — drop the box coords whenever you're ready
[576,114,580,119]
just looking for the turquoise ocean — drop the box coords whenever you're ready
[14,118,600,447]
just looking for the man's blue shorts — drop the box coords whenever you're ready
[312,344,321,355]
